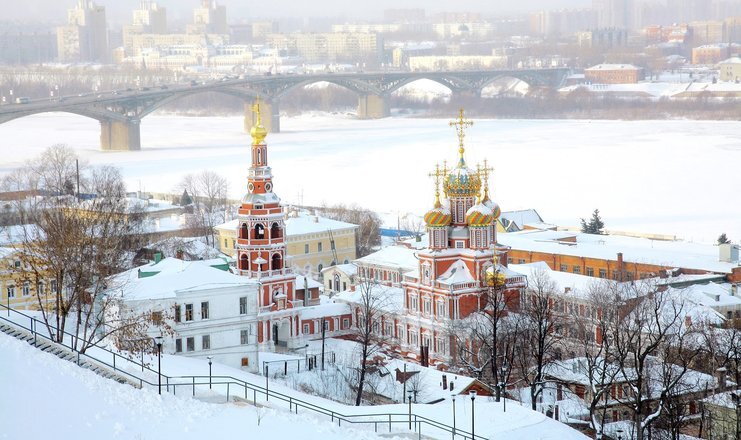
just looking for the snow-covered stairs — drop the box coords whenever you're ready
[0,321,140,388]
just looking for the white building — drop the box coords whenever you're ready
[110,257,260,372]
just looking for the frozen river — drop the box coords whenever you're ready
[1,112,739,244]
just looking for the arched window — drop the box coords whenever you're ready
[255,223,265,239]
[270,222,281,239]
[318,263,323,273]
[239,254,249,271]
[334,274,341,292]
[240,223,249,239]
[257,148,262,164]
[271,253,282,271]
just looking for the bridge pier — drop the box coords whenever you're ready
[100,119,141,151]
[357,94,389,119]
[245,100,280,133]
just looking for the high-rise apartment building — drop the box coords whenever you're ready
[57,0,108,63]
[188,0,228,35]
[593,0,633,29]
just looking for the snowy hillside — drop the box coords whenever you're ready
[0,330,590,440]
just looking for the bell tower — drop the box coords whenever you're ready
[235,99,294,314]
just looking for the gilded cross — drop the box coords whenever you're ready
[449,108,473,159]
[428,163,444,206]
[251,96,262,124]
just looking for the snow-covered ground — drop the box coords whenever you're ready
[0,112,738,243]
[0,331,400,440]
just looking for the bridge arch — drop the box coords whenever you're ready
[479,75,533,98]
[0,107,123,125]
[271,77,378,100]
[137,87,259,119]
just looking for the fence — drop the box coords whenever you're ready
[0,303,489,440]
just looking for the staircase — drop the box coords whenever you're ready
[0,320,141,388]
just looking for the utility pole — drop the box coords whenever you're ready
[321,318,326,371]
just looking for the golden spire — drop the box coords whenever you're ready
[250,97,268,145]
[479,159,494,201]
[428,163,444,208]
[449,108,473,162]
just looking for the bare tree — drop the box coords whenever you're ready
[513,267,564,411]
[351,272,393,406]
[176,170,229,247]
[612,281,700,440]
[3,145,152,353]
[321,204,381,257]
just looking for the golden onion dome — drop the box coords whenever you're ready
[466,203,494,227]
[484,265,507,288]
[250,122,268,145]
[443,161,482,198]
[424,203,452,228]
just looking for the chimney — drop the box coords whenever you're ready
[716,367,727,391]
[617,252,624,281]
[153,252,162,264]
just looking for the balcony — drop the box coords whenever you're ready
[236,267,293,279]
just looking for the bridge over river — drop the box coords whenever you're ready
[0,68,569,151]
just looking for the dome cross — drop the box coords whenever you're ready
[449,108,473,161]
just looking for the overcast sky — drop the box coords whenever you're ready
[4,0,593,24]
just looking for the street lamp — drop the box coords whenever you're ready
[408,390,414,430]
[154,336,163,395]
[616,428,624,440]
[451,393,457,440]
[469,390,477,440]
[207,356,213,389]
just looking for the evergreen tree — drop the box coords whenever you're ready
[717,233,731,245]
[179,189,192,206]
[580,209,605,235]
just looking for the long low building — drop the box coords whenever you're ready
[499,230,741,283]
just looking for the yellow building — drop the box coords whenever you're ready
[215,211,358,278]
[719,57,741,82]
[0,247,55,311]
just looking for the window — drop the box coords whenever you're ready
[232,239,235,248]
[304,244,309,254]
[560,264,568,272]
[175,339,182,353]
[22,282,30,297]
[409,295,418,311]
[318,242,323,252]
[239,296,248,315]
[174,305,181,323]
[318,264,323,272]
[383,322,392,336]
[423,299,431,315]
[508,258,513,264]
[436,301,446,318]
[409,331,419,346]
[50,280,58,294]
[13,260,20,268]
[586,267,594,277]
[331,241,335,250]
[37,282,45,297]
[342,282,347,291]
[342,318,350,329]
[6,285,15,299]
[599,268,607,279]
[186,337,195,352]
[626,272,634,281]
[573,266,581,274]
[202,335,210,350]
[201,301,209,320]
[323,320,329,331]
[224,239,228,247]
[303,323,310,334]
[518,259,525,264]
[240,329,250,345]
[455,241,464,249]
[150,311,163,325]
[185,304,193,321]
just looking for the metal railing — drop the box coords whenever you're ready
[0,303,488,440]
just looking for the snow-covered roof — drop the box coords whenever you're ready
[720,56,741,64]
[147,236,230,261]
[703,390,741,409]
[285,213,359,236]
[321,263,358,277]
[299,300,351,320]
[436,259,475,285]
[499,230,739,275]
[500,209,544,230]
[111,257,256,301]
[215,213,358,237]
[509,262,615,298]
[295,274,323,290]
[355,246,418,271]
[334,284,405,314]
[678,282,741,308]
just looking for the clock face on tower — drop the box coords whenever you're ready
[248,182,255,193]
[265,182,272,192]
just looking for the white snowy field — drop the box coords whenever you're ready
[0,112,739,243]
[0,332,400,440]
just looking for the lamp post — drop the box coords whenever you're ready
[408,390,413,430]
[469,390,477,440]
[321,318,326,371]
[207,356,213,389]
[501,363,508,413]
[616,428,624,440]
[154,336,163,395]
[451,393,457,440]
